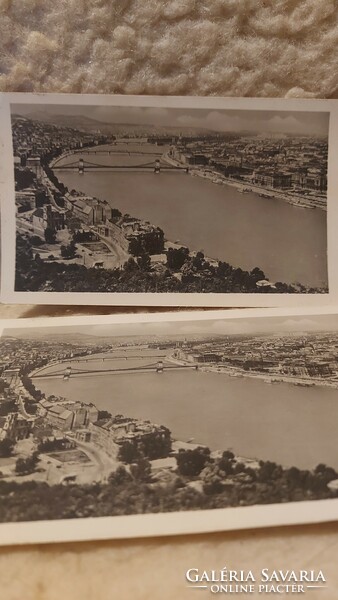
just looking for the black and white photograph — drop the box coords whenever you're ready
[0,94,335,307]
[1,308,338,547]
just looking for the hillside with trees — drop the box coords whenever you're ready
[0,446,337,523]
[15,233,314,294]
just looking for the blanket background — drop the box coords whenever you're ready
[0,0,337,98]
[1,0,338,597]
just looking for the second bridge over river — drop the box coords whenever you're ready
[31,359,198,380]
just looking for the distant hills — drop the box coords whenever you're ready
[2,330,221,344]
[12,110,324,139]
[12,111,219,137]
[11,111,318,139]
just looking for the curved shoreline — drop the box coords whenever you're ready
[52,145,327,212]
[29,349,338,470]
[31,349,338,391]
[166,352,338,390]
[44,147,327,292]
[154,151,326,212]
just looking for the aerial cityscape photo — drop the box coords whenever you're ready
[12,102,329,295]
[1,313,338,524]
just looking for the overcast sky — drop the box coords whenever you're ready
[4,313,338,340]
[12,103,329,136]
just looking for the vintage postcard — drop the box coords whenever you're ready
[0,307,338,547]
[0,93,337,307]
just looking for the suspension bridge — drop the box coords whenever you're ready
[52,157,189,174]
[71,149,164,157]
[31,360,198,380]
[31,354,168,375]
[58,354,168,363]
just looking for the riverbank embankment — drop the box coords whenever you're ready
[166,352,338,390]
[162,154,326,211]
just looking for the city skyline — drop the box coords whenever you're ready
[12,104,329,136]
[4,312,338,340]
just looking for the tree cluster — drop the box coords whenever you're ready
[0,439,15,458]
[15,452,39,475]
[42,161,68,198]
[21,374,43,402]
[0,378,9,394]
[23,399,38,415]
[166,247,190,271]
[0,453,336,524]
[60,240,77,260]
[15,233,324,295]
[72,230,96,243]
[176,446,211,477]
[14,167,36,191]
[38,437,73,453]
[0,399,17,417]
[97,410,112,421]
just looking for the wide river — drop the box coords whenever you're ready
[36,349,338,470]
[56,143,328,288]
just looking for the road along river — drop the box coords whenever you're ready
[55,143,328,288]
[35,349,338,470]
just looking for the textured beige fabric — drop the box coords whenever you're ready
[0,0,338,98]
[1,0,338,597]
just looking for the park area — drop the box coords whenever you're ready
[47,449,91,464]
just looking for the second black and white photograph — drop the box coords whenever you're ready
[1,308,338,547]
[0,94,333,306]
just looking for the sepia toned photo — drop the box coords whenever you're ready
[0,94,335,307]
[1,308,338,546]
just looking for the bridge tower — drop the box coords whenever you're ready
[63,366,72,380]
[154,159,161,174]
[156,360,164,373]
[78,158,84,174]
